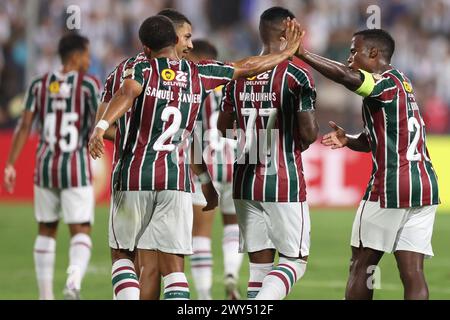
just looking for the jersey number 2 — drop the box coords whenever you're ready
[153,107,182,152]
[406,117,429,162]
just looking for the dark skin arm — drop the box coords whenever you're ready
[231,19,302,80]
[89,79,142,159]
[95,102,117,141]
[296,110,319,152]
[321,121,371,153]
[3,110,34,193]
[217,110,234,138]
[296,49,363,92]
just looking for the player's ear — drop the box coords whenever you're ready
[143,46,152,58]
[175,35,179,45]
[369,47,378,59]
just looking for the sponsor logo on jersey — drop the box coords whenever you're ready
[403,81,413,93]
[49,81,60,94]
[161,68,176,81]
[245,71,271,85]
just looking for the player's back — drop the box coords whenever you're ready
[25,70,100,188]
[361,68,439,208]
[221,60,316,202]
[113,57,235,192]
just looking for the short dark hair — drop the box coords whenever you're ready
[353,29,395,61]
[259,6,296,43]
[139,15,177,51]
[58,33,89,62]
[158,8,191,28]
[191,40,218,59]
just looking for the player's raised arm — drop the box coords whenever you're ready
[88,79,142,159]
[295,34,363,92]
[321,121,371,152]
[231,18,301,80]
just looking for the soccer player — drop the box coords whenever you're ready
[187,40,243,300]
[217,7,318,300]
[296,29,439,299]
[3,33,100,300]
[97,8,194,300]
[89,15,302,300]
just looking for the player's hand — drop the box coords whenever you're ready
[3,164,16,194]
[201,181,219,212]
[296,27,307,57]
[321,121,348,149]
[282,18,302,57]
[89,127,105,160]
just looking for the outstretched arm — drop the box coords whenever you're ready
[4,110,34,193]
[321,121,371,153]
[89,79,142,159]
[232,19,301,80]
[296,40,363,91]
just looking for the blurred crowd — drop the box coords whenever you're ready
[1,0,450,133]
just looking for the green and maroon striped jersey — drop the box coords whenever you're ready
[24,70,100,188]
[113,57,235,192]
[221,60,316,202]
[101,53,145,173]
[356,68,439,208]
[197,86,236,184]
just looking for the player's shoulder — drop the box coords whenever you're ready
[286,59,315,85]
[80,73,101,90]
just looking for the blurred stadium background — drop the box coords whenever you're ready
[0,0,449,299]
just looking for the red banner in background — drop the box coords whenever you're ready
[0,131,372,207]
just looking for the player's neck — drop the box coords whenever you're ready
[261,43,282,56]
[150,47,178,60]
[61,63,79,74]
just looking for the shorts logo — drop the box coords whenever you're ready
[161,69,176,81]
[49,81,60,94]
[403,81,413,93]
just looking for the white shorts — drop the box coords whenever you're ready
[351,200,437,258]
[234,200,310,258]
[191,181,235,214]
[34,185,94,224]
[109,190,193,254]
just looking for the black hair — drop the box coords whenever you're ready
[259,6,296,43]
[138,15,177,51]
[58,33,89,62]
[353,29,395,61]
[191,39,218,59]
[158,8,192,28]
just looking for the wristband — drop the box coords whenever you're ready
[96,120,109,131]
[198,172,211,185]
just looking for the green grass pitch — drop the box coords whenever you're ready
[0,204,449,300]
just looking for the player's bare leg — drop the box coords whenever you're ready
[63,222,92,299]
[158,251,190,300]
[34,222,58,300]
[345,245,384,300]
[254,251,308,300]
[138,249,161,300]
[111,248,140,300]
[191,205,215,300]
[222,213,243,300]
[246,249,275,299]
[394,250,428,300]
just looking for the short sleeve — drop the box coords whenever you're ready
[122,59,151,87]
[24,77,41,113]
[355,69,397,101]
[197,60,235,93]
[101,69,116,103]
[287,63,316,112]
[83,75,101,114]
[219,82,235,113]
